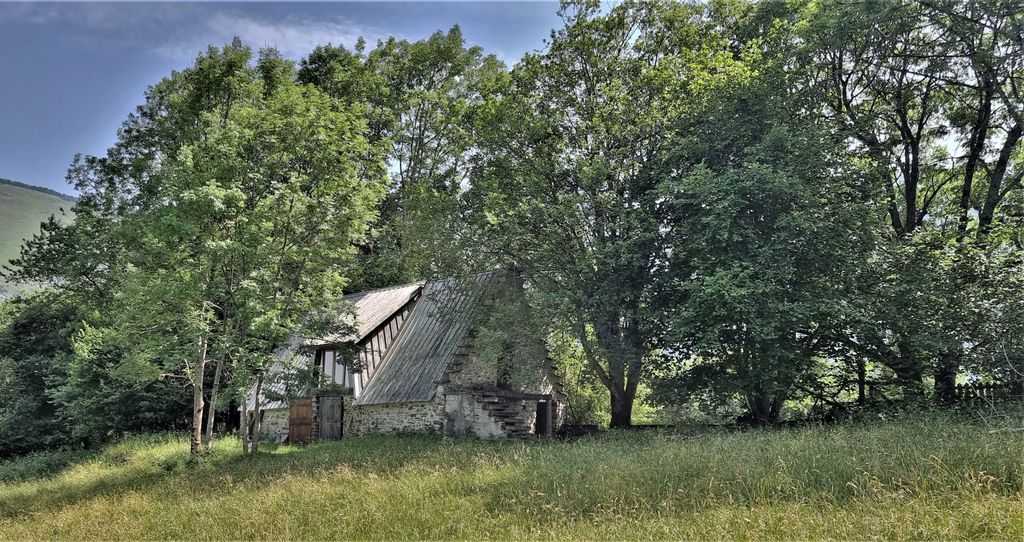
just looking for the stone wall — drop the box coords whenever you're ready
[261,342,566,440]
[346,391,445,436]
[446,350,498,389]
[443,335,567,437]
[261,408,289,443]
[443,394,505,438]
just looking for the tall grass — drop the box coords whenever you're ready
[0,409,1021,540]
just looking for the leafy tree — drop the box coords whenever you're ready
[799,0,1024,400]
[652,50,877,422]
[0,294,74,456]
[300,27,506,290]
[9,41,384,455]
[467,1,740,426]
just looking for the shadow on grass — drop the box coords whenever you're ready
[0,448,101,485]
[0,433,530,520]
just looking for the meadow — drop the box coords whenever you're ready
[0,180,72,271]
[0,409,1021,540]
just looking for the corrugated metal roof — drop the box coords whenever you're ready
[355,271,501,405]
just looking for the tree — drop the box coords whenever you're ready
[467,1,737,426]
[8,40,385,455]
[800,0,1024,400]
[652,41,877,422]
[300,27,506,290]
[0,293,75,456]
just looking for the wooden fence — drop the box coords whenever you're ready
[955,382,1024,403]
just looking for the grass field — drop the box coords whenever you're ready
[0,409,1021,540]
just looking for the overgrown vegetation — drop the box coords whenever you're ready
[0,409,1020,540]
[1,0,1024,458]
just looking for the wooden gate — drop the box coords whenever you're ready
[319,396,343,440]
[288,397,313,444]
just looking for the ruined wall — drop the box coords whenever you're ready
[260,408,289,443]
[446,350,499,389]
[443,394,505,438]
[345,392,445,436]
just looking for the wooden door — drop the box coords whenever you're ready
[535,399,553,436]
[319,396,343,440]
[289,398,313,444]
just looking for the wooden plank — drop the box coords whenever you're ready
[319,396,343,440]
[289,398,313,444]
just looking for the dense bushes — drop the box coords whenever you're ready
[0,294,191,457]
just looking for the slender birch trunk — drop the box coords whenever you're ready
[203,353,225,450]
[250,374,264,454]
[190,335,209,455]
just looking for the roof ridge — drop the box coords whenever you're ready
[422,269,505,285]
[344,280,425,298]
[348,269,504,297]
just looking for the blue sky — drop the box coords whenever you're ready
[0,2,562,195]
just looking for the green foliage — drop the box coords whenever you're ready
[467,1,741,426]
[0,293,189,456]
[300,27,505,290]
[795,0,1024,401]
[6,39,387,453]
[548,332,609,425]
[52,321,191,441]
[0,409,1021,539]
[4,0,1024,449]
[0,294,74,456]
[653,55,878,421]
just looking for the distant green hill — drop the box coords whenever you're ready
[0,178,75,290]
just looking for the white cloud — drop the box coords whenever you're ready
[153,12,383,62]
[0,4,383,63]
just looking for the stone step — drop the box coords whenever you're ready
[475,395,533,439]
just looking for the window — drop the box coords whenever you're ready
[317,348,362,396]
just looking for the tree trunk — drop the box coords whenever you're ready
[857,358,866,406]
[250,374,264,454]
[934,351,958,406]
[744,392,784,425]
[203,353,225,450]
[609,388,633,428]
[979,122,1022,236]
[957,81,994,240]
[190,335,209,455]
[240,397,251,455]
[574,312,640,429]
[887,346,925,398]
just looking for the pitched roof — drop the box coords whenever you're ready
[245,271,506,411]
[355,272,501,405]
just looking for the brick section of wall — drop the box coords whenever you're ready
[443,339,566,436]
[443,394,505,438]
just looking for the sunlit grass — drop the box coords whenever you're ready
[0,409,1021,540]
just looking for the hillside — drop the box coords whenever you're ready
[0,411,1020,540]
[0,178,75,289]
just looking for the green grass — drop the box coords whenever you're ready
[0,179,73,279]
[0,410,1021,540]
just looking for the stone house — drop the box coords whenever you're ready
[247,270,564,441]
